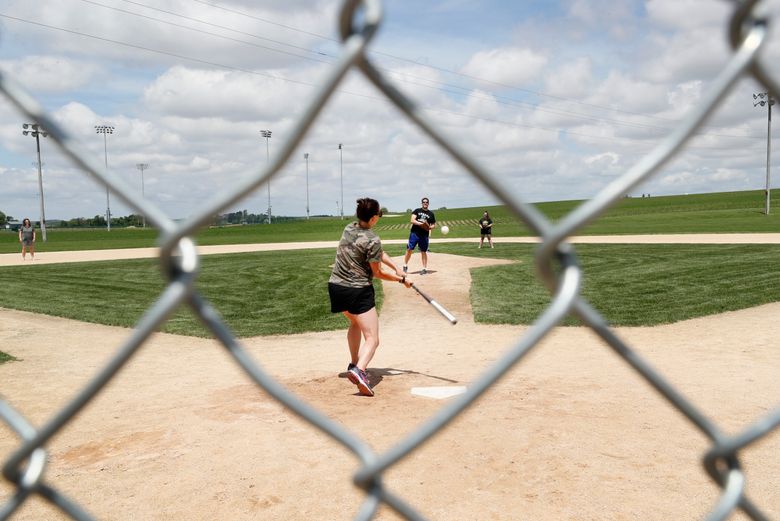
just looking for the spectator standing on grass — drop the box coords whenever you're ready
[328,198,413,397]
[18,218,36,260]
[403,197,436,274]
[478,211,494,249]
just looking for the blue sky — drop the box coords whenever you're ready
[0,0,778,222]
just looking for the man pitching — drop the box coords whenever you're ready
[403,196,436,275]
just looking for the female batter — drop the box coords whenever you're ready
[328,198,412,396]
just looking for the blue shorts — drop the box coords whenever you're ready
[407,232,429,252]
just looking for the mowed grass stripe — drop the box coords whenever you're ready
[0,249,384,338]
[3,189,780,254]
[0,244,778,343]
[433,243,780,326]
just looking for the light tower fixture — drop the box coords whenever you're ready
[95,124,115,231]
[22,123,49,242]
[136,163,150,227]
[260,130,272,224]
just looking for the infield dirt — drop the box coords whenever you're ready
[1,237,778,520]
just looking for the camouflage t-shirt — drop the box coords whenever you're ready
[329,222,383,288]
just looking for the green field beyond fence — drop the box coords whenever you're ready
[2,190,779,254]
[1,190,780,361]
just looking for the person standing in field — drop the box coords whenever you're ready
[18,218,36,260]
[478,211,494,248]
[403,197,436,274]
[328,197,413,397]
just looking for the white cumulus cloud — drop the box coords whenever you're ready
[461,47,547,86]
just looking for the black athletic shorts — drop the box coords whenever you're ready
[328,283,375,314]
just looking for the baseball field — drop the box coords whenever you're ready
[1,192,779,520]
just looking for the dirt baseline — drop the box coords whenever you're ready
[1,240,778,520]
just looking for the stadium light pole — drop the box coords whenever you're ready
[753,92,774,215]
[136,163,149,227]
[338,143,344,219]
[22,123,48,242]
[260,130,272,224]
[95,124,115,230]
[304,153,310,219]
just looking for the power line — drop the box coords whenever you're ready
[74,0,335,70]
[103,0,331,59]
[186,0,341,44]
[180,0,698,125]
[0,12,761,147]
[60,0,756,139]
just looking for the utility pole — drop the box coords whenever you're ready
[304,153,310,219]
[22,124,48,241]
[753,92,774,215]
[136,163,149,227]
[338,143,344,219]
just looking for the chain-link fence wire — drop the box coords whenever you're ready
[1,0,780,519]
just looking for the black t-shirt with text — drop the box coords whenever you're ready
[410,208,436,237]
[479,218,493,233]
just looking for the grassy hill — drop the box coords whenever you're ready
[2,190,777,254]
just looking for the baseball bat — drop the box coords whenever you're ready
[411,283,458,325]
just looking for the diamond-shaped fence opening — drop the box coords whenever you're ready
[1,1,779,520]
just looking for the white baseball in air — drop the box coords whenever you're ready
[440,225,449,235]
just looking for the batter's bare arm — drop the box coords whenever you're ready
[370,261,412,287]
[381,251,403,276]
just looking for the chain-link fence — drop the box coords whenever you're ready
[2,0,779,519]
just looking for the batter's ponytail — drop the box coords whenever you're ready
[355,198,382,222]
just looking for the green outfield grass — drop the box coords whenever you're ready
[2,189,780,363]
[0,242,777,345]
[2,190,779,254]
[432,243,780,326]
[0,249,382,339]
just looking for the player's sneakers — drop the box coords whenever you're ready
[347,365,358,385]
[348,367,374,396]
[402,265,408,273]
[420,268,427,275]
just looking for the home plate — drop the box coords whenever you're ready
[411,386,467,399]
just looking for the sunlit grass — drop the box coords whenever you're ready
[0,351,17,364]
[434,243,780,326]
[3,189,779,253]
[0,249,382,340]
[3,190,780,362]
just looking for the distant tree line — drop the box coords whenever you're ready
[211,210,304,226]
[0,208,322,229]
[59,214,146,228]
[2,209,147,228]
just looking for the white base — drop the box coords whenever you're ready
[410,386,467,399]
